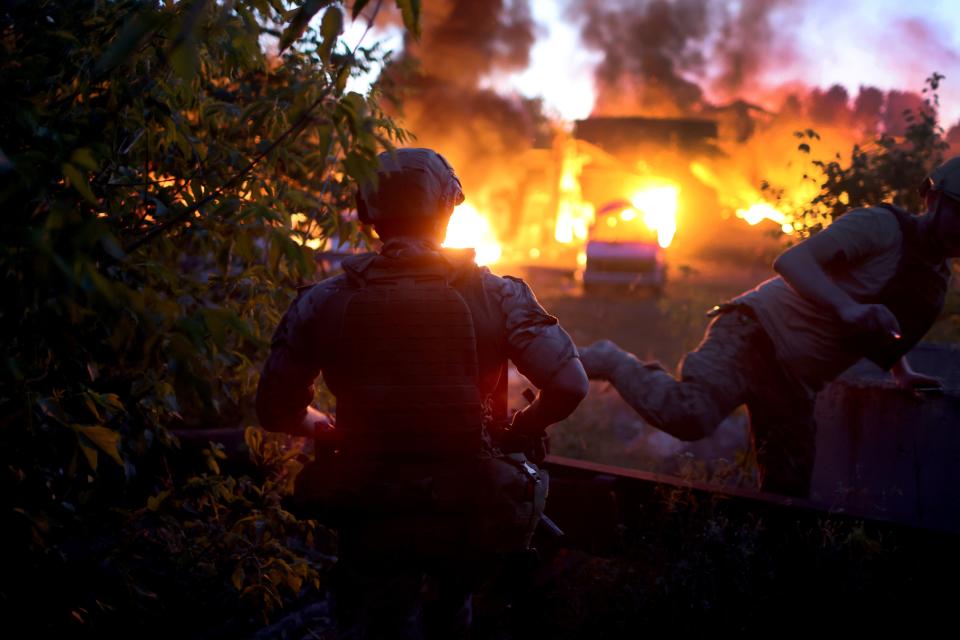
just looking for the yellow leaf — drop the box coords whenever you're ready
[286,574,303,593]
[101,393,124,411]
[79,426,123,466]
[79,442,98,472]
[244,426,263,453]
[83,395,102,422]
[232,566,245,591]
[147,490,170,511]
[70,147,99,171]
[62,163,97,204]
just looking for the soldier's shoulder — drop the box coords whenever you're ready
[480,271,547,310]
[291,274,349,321]
[480,270,530,294]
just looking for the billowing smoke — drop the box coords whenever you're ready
[576,0,710,116]
[571,0,950,140]
[712,0,794,99]
[379,1,549,208]
[574,0,793,117]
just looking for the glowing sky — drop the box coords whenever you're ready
[343,1,960,125]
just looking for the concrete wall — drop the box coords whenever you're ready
[811,343,960,532]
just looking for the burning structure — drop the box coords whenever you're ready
[439,111,781,288]
[353,0,960,288]
[572,116,719,290]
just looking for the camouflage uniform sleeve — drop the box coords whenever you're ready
[485,272,580,389]
[255,277,342,433]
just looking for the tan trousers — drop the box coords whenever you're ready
[600,307,816,497]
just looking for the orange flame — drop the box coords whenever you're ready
[690,161,795,235]
[736,202,794,234]
[443,201,503,265]
[554,140,595,244]
[631,185,678,248]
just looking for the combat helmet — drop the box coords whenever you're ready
[357,148,465,224]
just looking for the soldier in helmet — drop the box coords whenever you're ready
[256,148,588,638]
[580,156,960,498]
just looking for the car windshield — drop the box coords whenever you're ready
[590,206,659,244]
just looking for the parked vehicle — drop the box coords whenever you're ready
[583,199,667,293]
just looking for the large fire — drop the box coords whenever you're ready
[402,122,837,271]
[690,161,795,235]
[441,139,684,268]
[631,185,678,248]
[442,201,503,266]
[554,139,595,245]
[736,202,793,234]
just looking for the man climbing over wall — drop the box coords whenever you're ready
[580,156,960,498]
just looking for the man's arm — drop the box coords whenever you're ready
[256,346,331,437]
[510,358,589,436]
[773,228,901,339]
[255,285,334,437]
[491,274,588,450]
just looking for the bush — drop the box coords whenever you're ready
[0,0,416,632]
[768,72,950,239]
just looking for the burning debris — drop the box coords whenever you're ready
[351,0,959,281]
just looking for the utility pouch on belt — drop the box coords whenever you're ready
[473,452,549,554]
[290,452,548,558]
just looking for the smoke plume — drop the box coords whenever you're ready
[380,0,548,202]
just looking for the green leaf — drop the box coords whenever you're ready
[201,308,227,347]
[95,9,165,75]
[62,163,97,204]
[318,5,344,64]
[167,0,211,90]
[352,0,372,20]
[70,148,99,171]
[278,0,328,53]
[171,41,199,89]
[336,64,350,93]
[395,0,421,39]
[78,426,124,467]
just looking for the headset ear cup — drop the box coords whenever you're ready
[435,151,465,206]
[451,178,465,206]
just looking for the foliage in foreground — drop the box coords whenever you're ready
[768,73,951,240]
[504,481,959,637]
[1,0,415,632]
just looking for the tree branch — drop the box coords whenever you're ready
[123,88,333,254]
